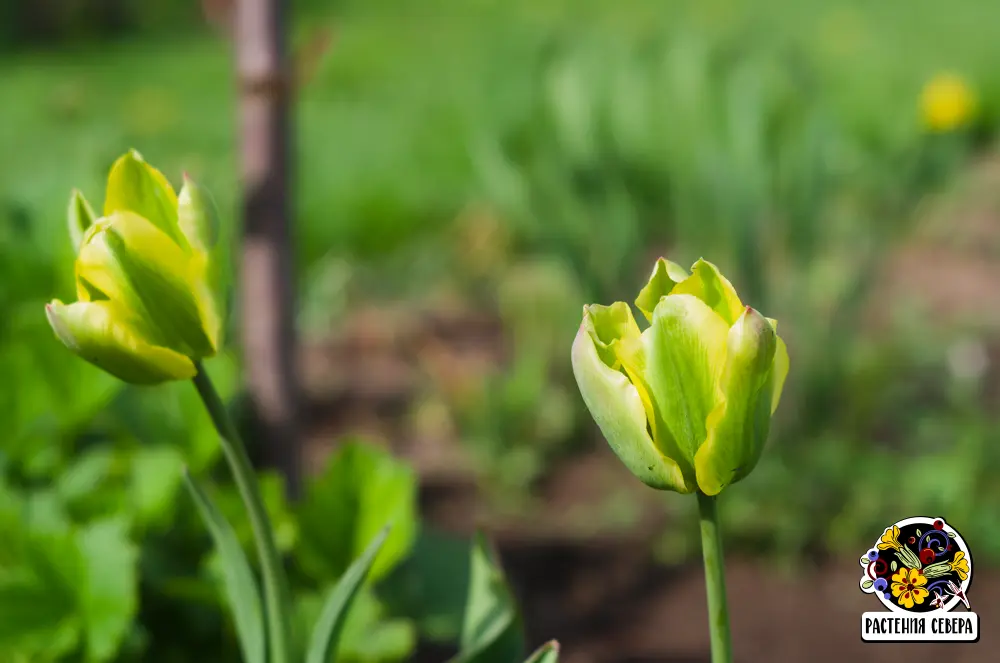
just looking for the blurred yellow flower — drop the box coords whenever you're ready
[921,73,976,132]
[878,525,902,551]
[950,551,970,580]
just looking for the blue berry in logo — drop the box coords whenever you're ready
[874,578,888,592]
[867,549,879,561]
[884,592,892,600]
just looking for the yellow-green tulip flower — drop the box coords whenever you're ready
[571,258,789,495]
[46,150,222,384]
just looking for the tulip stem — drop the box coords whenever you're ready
[697,491,733,663]
[193,363,293,663]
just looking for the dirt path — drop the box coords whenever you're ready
[503,553,994,663]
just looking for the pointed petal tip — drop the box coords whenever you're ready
[45,301,78,350]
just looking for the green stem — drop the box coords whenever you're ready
[697,491,733,663]
[193,362,293,663]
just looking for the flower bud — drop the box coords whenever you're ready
[46,150,224,385]
[571,257,789,494]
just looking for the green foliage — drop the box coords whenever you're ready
[304,527,390,663]
[0,485,138,662]
[296,441,418,585]
[452,535,524,663]
[298,585,416,663]
[0,428,431,663]
[183,473,265,663]
[523,642,560,663]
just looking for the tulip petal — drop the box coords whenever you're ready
[615,332,697,487]
[46,300,196,384]
[104,150,184,247]
[694,308,777,495]
[581,302,641,368]
[635,258,689,322]
[178,175,226,349]
[68,189,97,251]
[671,259,745,325]
[644,294,729,465]
[572,321,691,493]
[771,335,789,414]
[76,211,218,357]
[178,174,220,254]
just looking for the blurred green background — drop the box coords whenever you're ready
[3,0,1000,661]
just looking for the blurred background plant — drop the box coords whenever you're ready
[4,0,1000,660]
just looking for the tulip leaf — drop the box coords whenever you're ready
[104,150,183,245]
[523,641,560,663]
[296,585,415,663]
[305,526,390,663]
[69,189,97,251]
[183,472,265,663]
[296,441,417,585]
[644,294,728,466]
[450,534,524,663]
[694,308,777,495]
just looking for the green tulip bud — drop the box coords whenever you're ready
[572,257,788,495]
[46,150,224,385]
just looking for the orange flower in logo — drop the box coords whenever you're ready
[891,567,929,609]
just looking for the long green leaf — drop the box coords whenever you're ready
[183,471,265,663]
[524,641,560,663]
[306,525,391,663]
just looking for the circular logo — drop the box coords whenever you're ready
[859,516,972,613]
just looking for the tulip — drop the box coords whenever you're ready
[572,257,788,496]
[572,256,789,663]
[46,150,222,384]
